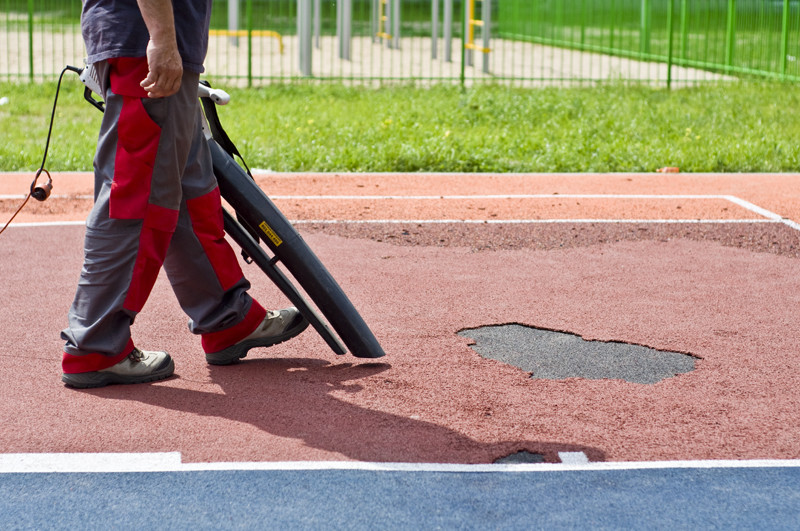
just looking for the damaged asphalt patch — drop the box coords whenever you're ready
[459,324,697,384]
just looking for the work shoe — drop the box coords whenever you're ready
[205,307,309,365]
[62,348,174,389]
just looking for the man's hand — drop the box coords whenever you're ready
[137,0,182,98]
[140,39,183,98]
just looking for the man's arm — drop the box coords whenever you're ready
[137,0,183,98]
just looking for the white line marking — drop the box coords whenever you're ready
[0,194,93,200]
[0,192,767,202]
[2,193,728,201]
[722,195,800,231]
[270,193,799,232]
[2,221,86,228]
[0,453,183,473]
[3,194,798,231]
[1,219,784,230]
[722,196,786,220]
[250,171,795,178]
[2,219,781,230]
[267,194,760,200]
[3,453,800,474]
[267,194,798,232]
[291,219,779,225]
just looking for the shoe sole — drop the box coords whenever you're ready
[205,314,310,365]
[62,357,175,389]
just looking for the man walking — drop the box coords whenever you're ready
[61,0,308,388]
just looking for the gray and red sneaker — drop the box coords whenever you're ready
[205,307,309,365]
[62,348,174,389]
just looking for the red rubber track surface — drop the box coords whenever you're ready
[1,172,799,464]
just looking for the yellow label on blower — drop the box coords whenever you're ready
[259,221,283,247]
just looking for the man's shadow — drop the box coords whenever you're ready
[92,357,604,464]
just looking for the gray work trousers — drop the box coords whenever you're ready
[61,58,264,373]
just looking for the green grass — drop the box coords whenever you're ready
[1,80,799,173]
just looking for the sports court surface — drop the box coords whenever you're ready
[2,171,800,527]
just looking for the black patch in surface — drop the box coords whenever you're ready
[459,324,696,384]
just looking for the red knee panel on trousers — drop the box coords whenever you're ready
[123,205,180,313]
[186,188,245,291]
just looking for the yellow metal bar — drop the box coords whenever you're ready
[464,43,491,53]
[467,0,475,45]
[376,0,391,40]
[464,0,490,54]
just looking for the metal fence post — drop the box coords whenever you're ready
[667,0,675,89]
[27,0,34,81]
[679,0,688,60]
[482,0,491,74]
[464,0,472,67]
[338,0,352,60]
[781,0,790,78]
[246,0,253,86]
[384,0,392,48]
[229,0,239,47]
[444,0,453,62]
[315,0,321,49]
[392,0,401,50]
[725,0,736,73]
[372,0,378,44]
[298,0,313,76]
[580,0,587,48]
[609,0,617,51]
[344,0,352,59]
[460,0,466,87]
[640,0,651,55]
[432,0,439,59]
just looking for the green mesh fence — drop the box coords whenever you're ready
[2,0,798,85]
[497,0,800,82]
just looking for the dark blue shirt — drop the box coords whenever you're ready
[81,0,212,73]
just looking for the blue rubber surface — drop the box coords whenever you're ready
[3,466,800,529]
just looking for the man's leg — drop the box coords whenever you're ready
[61,58,186,384]
[162,104,307,363]
[62,58,307,388]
